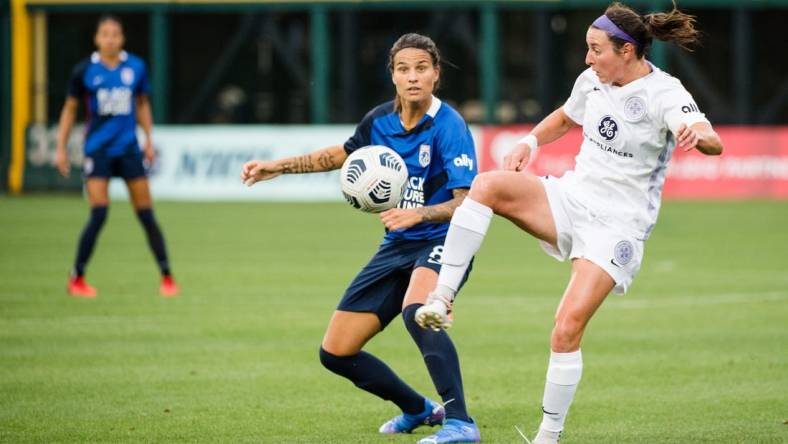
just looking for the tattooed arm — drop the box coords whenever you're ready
[416,188,469,223]
[380,188,470,231]
[241,144,347,185]
[280,145,348,174]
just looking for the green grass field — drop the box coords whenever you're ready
[1,196,786,443]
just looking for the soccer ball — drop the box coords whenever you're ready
[340,145,409,213]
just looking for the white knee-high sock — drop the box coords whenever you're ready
[540,350,583,432]
[436,197,493,295]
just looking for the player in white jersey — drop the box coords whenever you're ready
[414,2,723,443]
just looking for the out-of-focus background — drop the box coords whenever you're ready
[3,0,787,198]
[1,1,786,443]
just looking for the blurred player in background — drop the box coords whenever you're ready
[243,33,481,444]
[55,15,177,298]
[415,2,723,443]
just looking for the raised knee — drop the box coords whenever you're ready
[469,173,497,204]
[470,172,514,212]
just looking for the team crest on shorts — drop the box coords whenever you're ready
[419,144,431,167]
[121,67,135,85]
[624,96,647,122]
[597,116,619,141]
[614,240,634,265]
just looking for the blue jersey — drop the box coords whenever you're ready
[344,97,477,242]
[67,51,150,157]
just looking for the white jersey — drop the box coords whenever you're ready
[561,63,709,240]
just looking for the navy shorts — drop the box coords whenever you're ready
[83,150,147,180]
[337,237,473,329]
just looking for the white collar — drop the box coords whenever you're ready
[426,95,442,118]
[91,50,128,64]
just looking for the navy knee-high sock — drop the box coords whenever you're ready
[73,206,108,277]
[319,347,424,415]
[403,304,470,422]
[135,208,171,276]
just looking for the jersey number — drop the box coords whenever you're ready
[427,245,444,265]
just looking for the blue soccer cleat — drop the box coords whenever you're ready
[417,418,481,443]
[379,398,445,434]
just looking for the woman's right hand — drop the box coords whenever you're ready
[502,143,534,172]
[241,160,282,186]
[55,148,70,178]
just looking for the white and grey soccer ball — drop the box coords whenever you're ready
[340,145,409,213]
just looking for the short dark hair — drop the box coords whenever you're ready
[96,14,123,34]
[388,33,441,73]
[388,33,442,112]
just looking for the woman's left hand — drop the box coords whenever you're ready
[143,140,156,165]
[380,208,423,231]
[676,123,700,151]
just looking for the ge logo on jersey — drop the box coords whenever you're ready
[624,96,647,122]
[597,116,619,141]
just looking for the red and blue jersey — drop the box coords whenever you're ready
[67,51,149,158]
[344,97,477,242]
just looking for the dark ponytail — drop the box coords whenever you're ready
[600,1,700,58]
[642,2,700,52]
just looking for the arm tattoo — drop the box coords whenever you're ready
[416,188,469,223]
[317,151,336,170]
[281,155,315,174]
[296,155,314,172]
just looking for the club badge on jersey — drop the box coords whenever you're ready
[121,67,135,85]
[623,96,647,122]
[419,144,431,167]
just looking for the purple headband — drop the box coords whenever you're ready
[592,14,639,46]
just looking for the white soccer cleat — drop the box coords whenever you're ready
[415,290,454,331]
[531,428,561,444]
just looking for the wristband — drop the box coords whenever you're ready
[517,134,538,153]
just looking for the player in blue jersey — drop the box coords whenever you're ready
[242,34,481,444]
[55,15,178,298]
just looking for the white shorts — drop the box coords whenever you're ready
[539,175,644,294]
